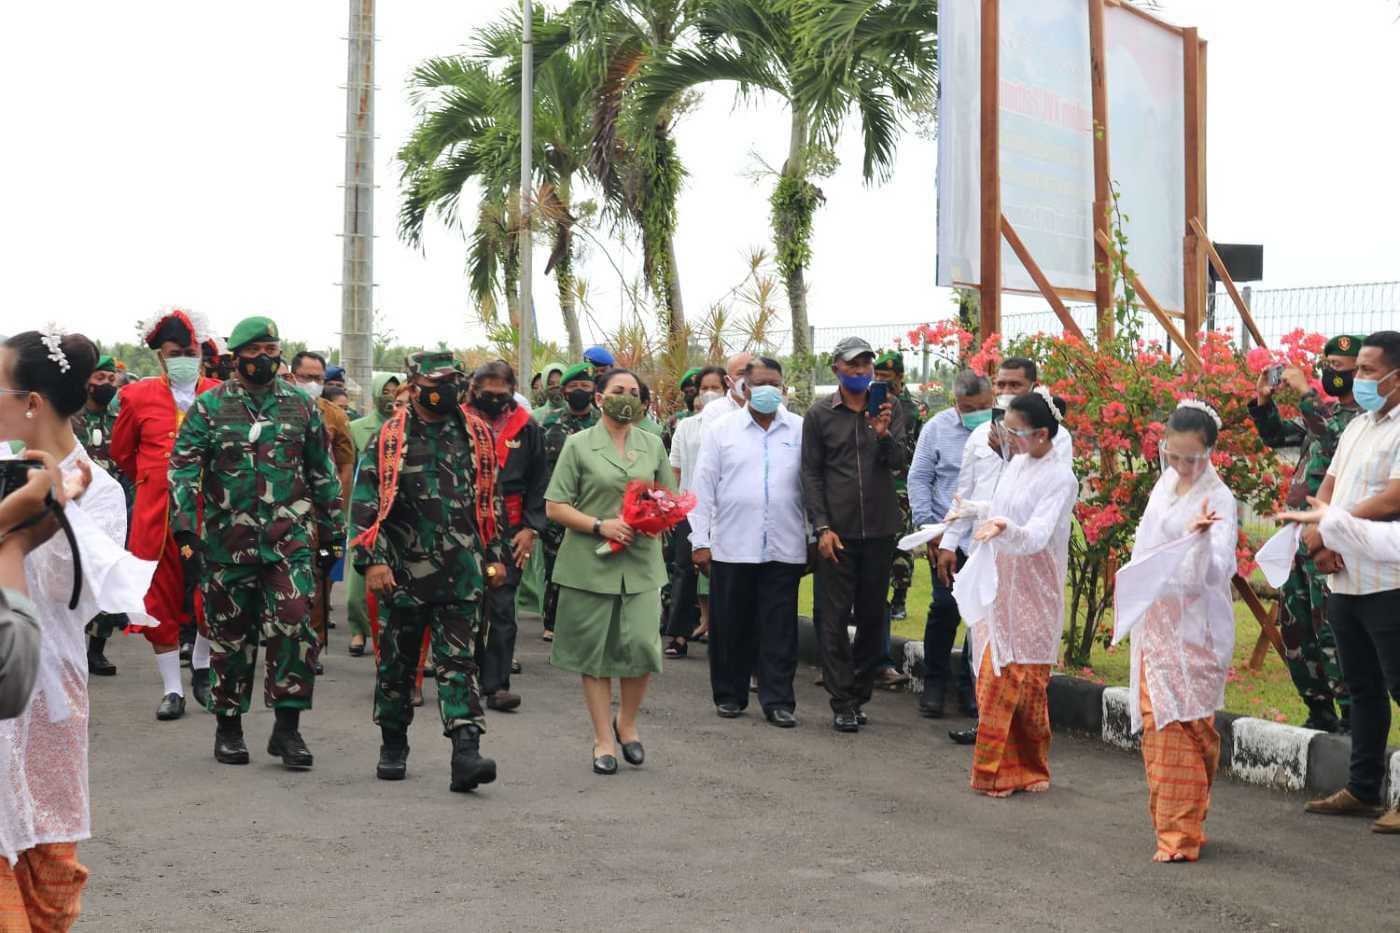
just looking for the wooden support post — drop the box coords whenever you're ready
[1182,28,1205,353]
[1232,574,1287,667]
[1190,217,1267,347]
[1001,215,1087,341]
[979,0,1002,340]
[1095,230,1201,369]
[1088,0,1113,346]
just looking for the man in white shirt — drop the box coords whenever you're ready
[992,357,1073,463]
[700,351,753,425]
[1302,331,1400,824]
[691,358,807,727]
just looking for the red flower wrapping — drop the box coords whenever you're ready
[597,481,697,555]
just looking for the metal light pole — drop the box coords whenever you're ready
[518,0,534,384]
[339,0,375,410]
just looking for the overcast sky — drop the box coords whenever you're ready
[2,1,1396,352]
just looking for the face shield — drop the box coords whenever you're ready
[1002,424,1043,457]
[1160,443,1213,483]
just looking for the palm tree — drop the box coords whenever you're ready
[566,0,701,341]
[633,0,937,358]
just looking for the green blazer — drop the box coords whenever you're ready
[544,422,674,595]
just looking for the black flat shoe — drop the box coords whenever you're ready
[765,709,798,728]
[156,692,186,721]
[949,727,978,746]
[613,718,644,766]
[592,753,618,775]
[715,703,743,719]
[347,641,366,657]
[833,711,860,733]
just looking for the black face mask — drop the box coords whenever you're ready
[565,388,593,412]
[472,392,511,418]
[89,384,117,407]
[1321,367,1355,398]
[417,381,460,415]
[239,353,280,386]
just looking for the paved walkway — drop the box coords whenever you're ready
[78,609,1397,932]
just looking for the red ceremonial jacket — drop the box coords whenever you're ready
[110,374,220,562]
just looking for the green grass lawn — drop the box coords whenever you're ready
[797,566,1398,743]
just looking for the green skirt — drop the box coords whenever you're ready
[550,586,663,678]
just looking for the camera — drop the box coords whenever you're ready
[0,460,43,502]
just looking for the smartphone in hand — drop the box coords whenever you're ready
[866,380,889,418]
[1266,363,1284,387]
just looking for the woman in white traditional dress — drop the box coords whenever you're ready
[956,388,1078,797]
[1112,400,1236,863]
[0,330,155,930]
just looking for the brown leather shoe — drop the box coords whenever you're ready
[1372,807,1400,833]
[1304,788,1384,816]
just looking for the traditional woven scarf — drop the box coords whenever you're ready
[351,407,500,551]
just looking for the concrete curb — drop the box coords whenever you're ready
[794,617,1396,800]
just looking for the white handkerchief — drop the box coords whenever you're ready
[1255,524,1301,589]
[952,543,998,628]
[897,523,947,551]
[1111,534,1196,644]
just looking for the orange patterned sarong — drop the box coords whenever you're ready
[0,843,88,932]
[971,648,1052,795]
[1140,676,1219,861]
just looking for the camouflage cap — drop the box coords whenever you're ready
[678,366,702,389]
[1324,334,1364,358]
[94,355,116,373]
[228,316,279,351]
[406,350,463,378]
[873,350,904,373]
[561,362,595,386]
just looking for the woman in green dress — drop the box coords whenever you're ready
[544,368,674,774]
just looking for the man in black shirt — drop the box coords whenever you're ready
[801,336,907,732]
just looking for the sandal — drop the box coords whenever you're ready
[664,638,688,659]
[690,625,709,644]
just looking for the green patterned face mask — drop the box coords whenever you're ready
[601,393,642,424]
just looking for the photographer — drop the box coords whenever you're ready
[0,329,157,930]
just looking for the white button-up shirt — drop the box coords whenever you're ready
[689,405,807,565]
[1325,403,1400,595]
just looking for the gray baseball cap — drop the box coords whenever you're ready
[831,336,875,363]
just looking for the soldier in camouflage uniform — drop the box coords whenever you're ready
[170,316,344,770]
[1248,334,1363,732]
[539,363,601,637]
[352,350,509,791]
[874,352,923,621]
[73,354,131,676]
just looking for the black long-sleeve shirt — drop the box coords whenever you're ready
[800,392,908,541]
[497,417,549,533]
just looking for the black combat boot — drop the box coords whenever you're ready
[1302,698,1341,734]
[190,668,212,710]
[214,715,249,765]
[377,728,410,781]
[87,636,116,676]
[267,707,314,770]
[448,725,496,792]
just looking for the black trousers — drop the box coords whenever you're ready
[664,518,701,638]
[479,533,526,696]
[1326,589,1400,803]
[816,536,896,714]
[924,548,976,705]
[708,560,804,712]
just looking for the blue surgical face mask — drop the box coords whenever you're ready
[839,372,873,394]
[961,408,993,430]
[1353,369,1397,413]
[748,384,783,414]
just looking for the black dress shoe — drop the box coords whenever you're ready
[190,668,212,710]
[487,690,522,712]
[592,753,619,775]
[613,718,644,766]
[156,692,186,721]
[347,640,366,657]
[267,730,314,769]
[715,703,743,719]
[87,649,117,677]
[949,726,978,746]
[214,731,250,765]
[833,711,860,733]
[765,709,798,728]
[919,698,946,719]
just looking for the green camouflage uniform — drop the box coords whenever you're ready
[539,405,599,631]
[169,377,343,716]
[1249,391,1360,715]
[888,388,923,611]
[351,408,508,736]
[74,404,132,639]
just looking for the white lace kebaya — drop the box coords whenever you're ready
[0,443,156,865]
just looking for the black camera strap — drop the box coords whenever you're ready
[0,496,83,610]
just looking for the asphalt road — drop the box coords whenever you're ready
[77,605,1398,933]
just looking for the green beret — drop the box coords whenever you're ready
[561,362,594,386]
[1324,334,1364,358]
[94,355,116,373]
[874,350,904,373]
[678,366,702,389]
[406,350,463,378]
[227,316,280,351]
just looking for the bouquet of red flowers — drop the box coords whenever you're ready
[596,481,697,555]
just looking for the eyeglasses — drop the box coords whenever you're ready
[1003,426,1041,438]
[0,388,30,399]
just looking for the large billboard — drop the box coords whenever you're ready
[936,0,1189,311]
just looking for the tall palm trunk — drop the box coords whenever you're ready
[776,111,813,358]
[664,237,686,339]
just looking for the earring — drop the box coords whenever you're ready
[25,411,34,419]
